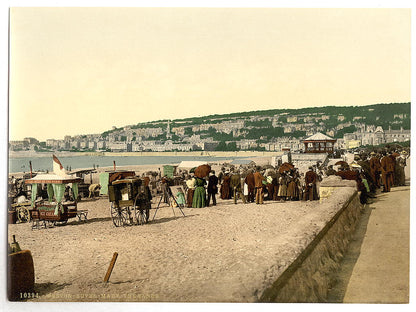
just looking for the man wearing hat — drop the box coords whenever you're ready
[304,166,318,200]
[207,170,219,206]
[380,151,393,192]
[369,151,381,188]
[230,170,246,204]
[253,169,266,204]
[244,169,256,203]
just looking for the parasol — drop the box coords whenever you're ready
[335,160,349,168]
[278,162,294,173]
[194,164,211,178]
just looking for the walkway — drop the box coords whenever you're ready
[342,184,410,303]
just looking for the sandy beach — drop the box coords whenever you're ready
[7,166,357,302]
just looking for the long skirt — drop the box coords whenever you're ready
[287,181,299,199]
[187,189,194,208]
[192,186,206,208]
[220,183,231,200]
[278,184,287,197]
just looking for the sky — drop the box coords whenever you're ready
[8,6,411,141]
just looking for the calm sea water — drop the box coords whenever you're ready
[8,155,243,174]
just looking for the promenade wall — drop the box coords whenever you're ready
[259,178,360,302]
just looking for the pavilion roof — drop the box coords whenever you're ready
[304,132,336,141]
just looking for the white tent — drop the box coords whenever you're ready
[177,161,207,168]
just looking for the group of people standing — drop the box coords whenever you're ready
[164,149,408,209]
[324,149,408,205]
[184,164,322,208]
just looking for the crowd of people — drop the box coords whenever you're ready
[325,149,408,205]
[157,148,408,209]
[181,164,324,208]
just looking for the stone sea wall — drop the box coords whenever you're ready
[259,179,361,302]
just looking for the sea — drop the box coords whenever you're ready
[8,155,245,174]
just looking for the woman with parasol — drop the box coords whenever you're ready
[192,165,211,208]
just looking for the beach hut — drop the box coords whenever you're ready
[163,165,178,178]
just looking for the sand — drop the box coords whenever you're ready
[8,175,356,302]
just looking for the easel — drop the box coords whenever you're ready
[152,186,186,221]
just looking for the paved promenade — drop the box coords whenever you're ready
[342,184,410,303]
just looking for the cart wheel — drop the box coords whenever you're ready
[134,207,147,225]
[17,207,30,223]
[133,197,148,225]
[110,203,131,227]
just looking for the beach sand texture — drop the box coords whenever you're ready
[8,183,355,302]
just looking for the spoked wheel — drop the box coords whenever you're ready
[134,196,149,225]
[110,203,132,227]
[134,207,148,225]
[17,207,30,223]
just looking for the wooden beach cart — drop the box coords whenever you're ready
[108,176,152,227]
[24,174,86,229]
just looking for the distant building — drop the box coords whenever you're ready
[384,127,411,143]
[343,125,410,147]
[9,140,29,151]
[23,137,39,145]
[303,133,337,153]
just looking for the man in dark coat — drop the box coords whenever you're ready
[253,169,266,204]
[369,152,381,188]
[207,171,218,206]
[244,170,255,203]
[380,152,393,192]
[230,171,246,204]
[304,167,318,201]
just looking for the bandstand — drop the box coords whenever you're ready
[303,133,337,153]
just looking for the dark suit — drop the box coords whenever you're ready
[244,173,255,203]
[207,175,218,206]
[304,170,318,200]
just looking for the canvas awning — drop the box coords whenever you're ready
[25,174,83,184]
[177,161,207,168]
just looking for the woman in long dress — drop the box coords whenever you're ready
[186,175,196,208]
[287,170,300,200]
[278,172,288,200]
[192,177,207,208]
[220,173,231,200]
